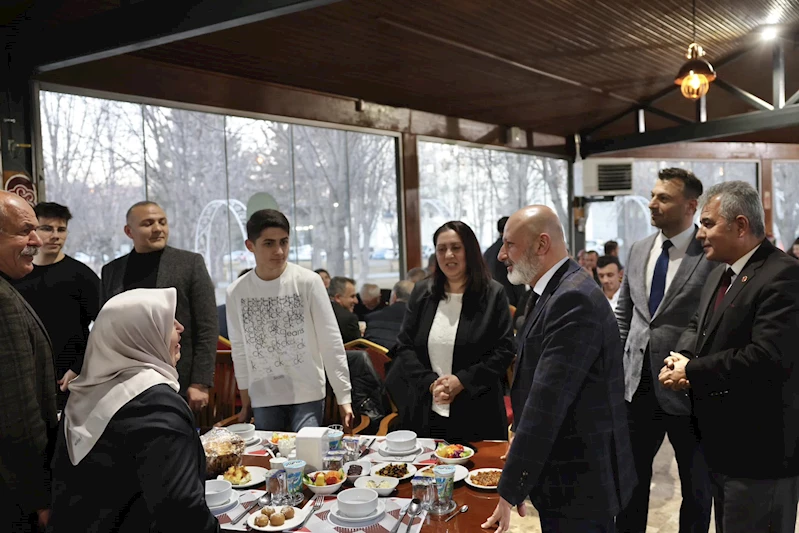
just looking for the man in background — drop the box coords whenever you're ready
[406,267,427,284]
[604,240,619,257]
[329,276,361,344]
[13,202,99,410]
[101,201,217,412]
[0,191,58,533]
[484,216,526,307]
[354,282,385,320]
[364,280,413,350]
[596,255,622,312]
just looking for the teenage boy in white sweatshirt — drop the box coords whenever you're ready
[226,209,353,431]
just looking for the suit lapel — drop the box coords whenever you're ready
[652,230,702,320]
[527,260,578,333]
[702,244,771,342]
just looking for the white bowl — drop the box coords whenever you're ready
[385,430,417,452]
[354,476,399,496]
[227,423,256,442]
[336,487,379,518]
[435,445,475,465]
[343,460,371,482]
[304,471,346,495]
[205,479,232,507]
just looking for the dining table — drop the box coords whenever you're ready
[229,436,508,532]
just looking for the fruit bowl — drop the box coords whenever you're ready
[435,444,475,465]
[303,470,346,495]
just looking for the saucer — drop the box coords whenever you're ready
[377,441,421,457]
[208,494,239,514]
[329,500,386,524]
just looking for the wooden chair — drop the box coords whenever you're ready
[343,339,391,380]
[198,349,240,428]
[342,340,399,436]
[217,335,231,350]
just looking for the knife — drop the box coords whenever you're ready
[389,503,410,533]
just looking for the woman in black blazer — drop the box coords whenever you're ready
[390,221,515,442]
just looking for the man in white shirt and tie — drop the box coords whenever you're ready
[615,168,717,533]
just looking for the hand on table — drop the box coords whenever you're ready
[482,497,525,532]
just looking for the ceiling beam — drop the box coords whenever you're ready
[787,89,799,107]
[581,44,757,137]
[34,0,343,73]
[714,78,774,111]
[581,104,799,157]
[773,40,785,109]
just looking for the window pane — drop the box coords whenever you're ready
[418,141,569,258]
[143,105,230,304]
[39,91,145,274]
[773,161,799,252]
[225,117,294,281]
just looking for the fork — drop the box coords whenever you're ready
[288,494,324,531]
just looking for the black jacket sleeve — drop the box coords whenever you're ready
[73,265,101,374]
[188,254,219,387]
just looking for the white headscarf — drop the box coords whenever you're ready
[64,287,181,465]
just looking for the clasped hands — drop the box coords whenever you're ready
[430,374,464,405]
[658,351,691,391]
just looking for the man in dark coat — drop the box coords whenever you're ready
[364,280,413,350]
[484,216,526,307]
[0,191,59,533]
[484,205,635,533]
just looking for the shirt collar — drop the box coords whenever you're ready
[533,256,570,296]
[656,224,696,253]
[729,242,762,275]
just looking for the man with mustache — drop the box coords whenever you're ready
[483,205,635,533]
[0,191,59,533]
[13,202,100,411]
[100,201,217,412]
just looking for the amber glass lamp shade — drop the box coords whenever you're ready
[675,47,716,101]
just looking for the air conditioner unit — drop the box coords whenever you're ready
[581,158,634,196]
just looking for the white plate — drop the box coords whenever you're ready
[377,441,422,457]
[207,493,239,512]
[464,468,503,490]
[246,506,305,531]
[416,464,469,483]
[244,436,262,447]
[370,462,417,481]
[329,500,386,524]
[217,466,268,489]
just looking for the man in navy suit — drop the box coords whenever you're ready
[483,205,635,533]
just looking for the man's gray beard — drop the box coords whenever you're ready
[507,255,539,286]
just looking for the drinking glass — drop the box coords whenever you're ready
[411,477,436,510]
[429,465,457,515]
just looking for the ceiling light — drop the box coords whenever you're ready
[675,43,716,100]
[761,26,779,41]
[674,0,715,100]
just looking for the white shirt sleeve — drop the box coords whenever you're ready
[308,275,352,405]
[226,285,249,390]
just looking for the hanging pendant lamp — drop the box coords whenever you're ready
[674,0,716,100]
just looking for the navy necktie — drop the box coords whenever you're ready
[648,239,673,316]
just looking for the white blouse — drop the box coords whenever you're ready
[427,293,463,418]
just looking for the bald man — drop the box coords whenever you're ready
[0,192,58,532]
[483,206,635,533]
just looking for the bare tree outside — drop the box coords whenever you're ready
[774,162,799,251]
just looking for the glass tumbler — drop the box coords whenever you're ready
[429,465,457,515]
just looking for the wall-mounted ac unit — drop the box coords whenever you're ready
[581,158,634,196]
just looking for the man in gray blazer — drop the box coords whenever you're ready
[615,168,715,533]
[100,201,217,411]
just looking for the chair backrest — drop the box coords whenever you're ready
[343,339,391,380]
[217,335,231,350]
[509,305,517,319]
[196,350,237,428]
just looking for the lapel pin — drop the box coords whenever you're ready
[741,276,748,283]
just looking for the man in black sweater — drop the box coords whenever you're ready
[13,202,100,411]
[329,276,361,344]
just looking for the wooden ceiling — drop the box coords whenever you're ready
[37,0,799,141]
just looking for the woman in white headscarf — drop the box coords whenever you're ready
[49,288,219,533]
